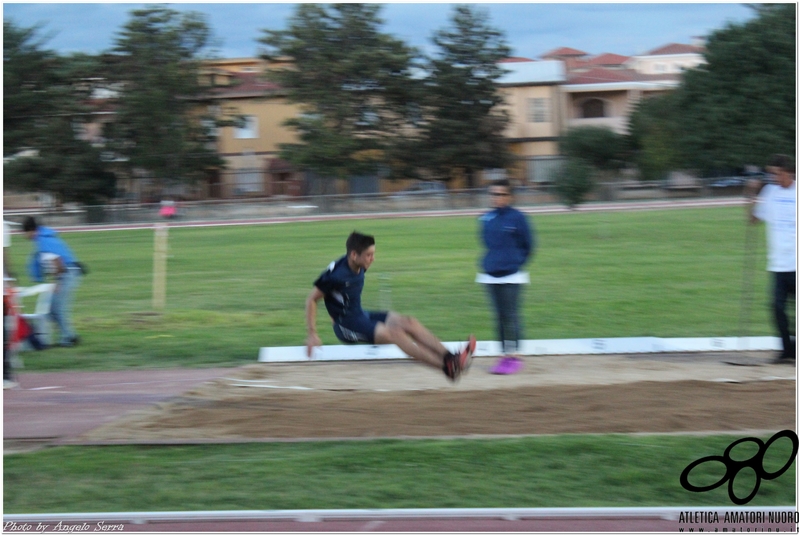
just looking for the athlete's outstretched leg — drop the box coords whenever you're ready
[384,313,449,357]
[374,321,445,370]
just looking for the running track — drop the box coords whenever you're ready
[5,507,797,532]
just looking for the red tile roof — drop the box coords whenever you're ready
[562,57,592,72]
[587,53,630,66]
[567,67,635,84]
[541,46,588,59]
[498,56,535,63]
[647,43,704,55]
[205,72,281,98]
[567,67,679,85]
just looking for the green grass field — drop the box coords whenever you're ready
[4,434,795,513]
[7,206,773,371]
[6,206,792,513]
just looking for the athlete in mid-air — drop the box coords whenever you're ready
[305,231,476,381]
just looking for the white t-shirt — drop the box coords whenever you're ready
[3,221,11,248]
[753,182,796,272]
[40,252,61,275]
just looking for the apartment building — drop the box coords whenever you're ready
[71,41,705,201]
[197,57,305,198]
[488,43,704,185]
[497,59,567,184]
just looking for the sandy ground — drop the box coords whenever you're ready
[76,351,796,444]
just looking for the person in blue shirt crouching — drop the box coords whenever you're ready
[22,217,83,347]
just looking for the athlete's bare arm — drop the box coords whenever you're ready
[305,286,325,358]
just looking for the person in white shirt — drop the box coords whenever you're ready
[747,154,796,364]
[4,220,16,388]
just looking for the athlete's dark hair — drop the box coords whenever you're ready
[22,216,38,233]
[491,178,513,194]
[768,154,795,173]
[346,231,375,255]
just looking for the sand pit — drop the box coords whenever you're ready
[76,352,796,444]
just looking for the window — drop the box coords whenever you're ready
[202,119,218,139]
[654,63,666,73]
[355,107,379,127]
[527,98,551,123]
[581,98,606,119]
[234,115,258,139]
[483,168,507,181]
[234,168,263,194]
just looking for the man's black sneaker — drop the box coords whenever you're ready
[443,352,461,382]
[59,336,80,348]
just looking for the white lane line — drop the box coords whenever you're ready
[223,378,274,383]
[6,505,793,524]
[229,384,313,390]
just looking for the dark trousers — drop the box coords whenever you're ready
[486,283,523,354]
[3,300,12,381]
[772,271,796,360]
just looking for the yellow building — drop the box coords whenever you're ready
[496,59,566,184]
[197,57,306,198]
[117,43,704,200]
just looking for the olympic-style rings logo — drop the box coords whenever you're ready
[680,429,798,505]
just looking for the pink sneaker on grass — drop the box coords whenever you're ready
[490,356,524,375]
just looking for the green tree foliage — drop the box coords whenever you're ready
[260,4,420,183]
[627,95,682,181]
[4,21,115,203]
[557,127,628,205]
[418,5,511,187]
[553,157,595,209]
[104,6,222,187]
[559,126,627,172]
[631,4,795,175]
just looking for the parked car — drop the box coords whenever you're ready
[392,181,447,197]
[709,176,747,188]
[709,172,770,189]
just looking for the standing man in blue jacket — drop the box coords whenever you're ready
[22,217,83,347]
[477,180,535,374]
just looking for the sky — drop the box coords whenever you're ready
[3,3,757,60]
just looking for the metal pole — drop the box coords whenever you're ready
[152,223,168,310]
[738,219,759,353]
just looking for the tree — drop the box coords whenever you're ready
[4,21,116,204]
[628,94,681,181]
[553,158,594,209]
[559,126,627,174]
[260,4,420,185]
[673,4,794,172]
[104,6,222,190]
[419,5,511,188]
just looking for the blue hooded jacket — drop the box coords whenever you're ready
[27,226,78,282]
[479,206,535,277]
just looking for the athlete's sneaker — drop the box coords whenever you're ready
[459,334,476,372]
[443,336,476,382]
[443,352,461,382]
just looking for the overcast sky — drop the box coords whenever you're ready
[3,3,756,60]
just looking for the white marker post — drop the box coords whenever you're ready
[152,223,168,310]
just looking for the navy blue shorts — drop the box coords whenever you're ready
[333,311,388,345]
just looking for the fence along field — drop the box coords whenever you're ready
[6,205,772,371]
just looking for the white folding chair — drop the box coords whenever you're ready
[17,283,55,345]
